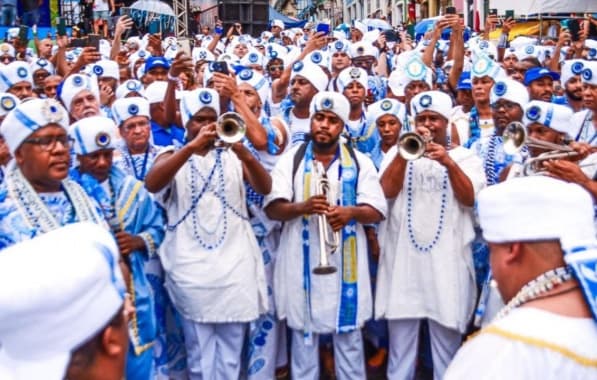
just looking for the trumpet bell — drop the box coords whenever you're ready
[216,112,246,144]
[398,132,427,160]
[502,122,527,155]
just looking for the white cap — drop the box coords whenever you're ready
[191,46,215,64]
[561,59,586,85]
[410,91,453,120]
[271,19,285,30]
[337,67,368,93]
[523,100,576,136]
[240,49,266,68]
[111,97,150,126]
[69,116,118,155]
[30,58,55,75]
[0,92,19,117]
[290,60,329,93]
[0,61,32,92]
[367,98,405,127]
[581,60,597,86]
[309,91,350,125]
[236,68,269,105]
[115,79,144,99]
[143,80,168,104]
[180,88,220,127]
[352,20,367,36]
[471,51,506,80]
[585,39,597,60]
[0,98,69,155]
[349,41,379,60]
[59,74,100,112]
[478,176,595,246]
[490,79,529,108]
[91,59,120,81]
[0,222,125,380]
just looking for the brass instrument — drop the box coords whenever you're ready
[215,112,246,146]
[313,161,340,275]
[502,122,578,176]
[398,132,432,160]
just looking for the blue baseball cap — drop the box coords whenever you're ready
[144,56,170,72]
[456,71,471,91]
[524,67,560,86]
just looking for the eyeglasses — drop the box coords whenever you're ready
[23,135,73,151]
[269,65,284,72]
[490,102,519,111]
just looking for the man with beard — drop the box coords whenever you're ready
[265,91,386,380]
[524,67,560,102]
[59,74,102,121]
[559,59,586,112]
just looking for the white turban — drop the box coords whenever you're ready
[69,116,118,155]
[309,91,350,125]
[111,97,150,126]
[180,88,220,127]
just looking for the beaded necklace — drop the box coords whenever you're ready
[7,167,102,233]
[123,146,150,181]
[464,106,480,148]
[406,161,448,253]
[166,150,248,250]
[494,266,573,321]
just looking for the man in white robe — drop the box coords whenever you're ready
[446,176,597,379]
[264,91,387,380]
[144,88,270,380]
[376,90,486,379]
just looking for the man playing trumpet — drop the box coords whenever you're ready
[376,91,486,379]
[264,91,386,380]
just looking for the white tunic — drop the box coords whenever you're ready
[445,307,597,379]
[375,146,486,333]
[157,149,267,323]
[263,145,387,333]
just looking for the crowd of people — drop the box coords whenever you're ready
[0,10,596,380]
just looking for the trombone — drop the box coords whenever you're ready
[215,112,246,147]
[398,132,433,160]
[312,161,340,275]
[502,122,579,176]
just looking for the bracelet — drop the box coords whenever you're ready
[167,72,179,82]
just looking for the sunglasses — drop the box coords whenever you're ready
[269,65,284,72]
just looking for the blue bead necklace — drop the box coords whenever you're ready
[405,161,449,253]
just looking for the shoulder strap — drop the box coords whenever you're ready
[292,142,309,180]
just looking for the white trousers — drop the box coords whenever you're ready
[181,318,247,380]
[290,329,366,380]
[387,319,461,380]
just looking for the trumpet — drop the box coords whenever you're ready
[502,122,578,175]
[215,112,246,146]
[312,161,340,275]
[398,132,433,160]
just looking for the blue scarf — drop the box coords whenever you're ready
[301,142,358,343]
[464,106,480,148]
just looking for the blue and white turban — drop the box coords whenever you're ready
[236,68,269,104]
[111,97,150,126]
[0,61,33,92]
[69,116,117,155]
[0,98,68,155]
[180,88,220,127]
[59,74,100,112]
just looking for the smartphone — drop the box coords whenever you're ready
[562,19,580,41]
[489,8,498,16]
[18,25,29,44]
[88,34,101,51]
[446,6,456,15]
[148,19,160,35]
[56,17,66,36]
[505,10,514,19]
[210,61,229,75]
[383,30,399,42]
[177,38,191,57]
[316,23,330,35]
[68,38,86,48]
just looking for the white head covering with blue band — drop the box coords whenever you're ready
[180,88,220,127]
[0,61,33,92]
[111,97,150,126]
[68,116,117,155]
[0,98,68,155]
[59,74,100,112]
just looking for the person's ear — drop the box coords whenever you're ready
[14,146,24,166]
[101,322,127,357]
[505,242,523,264]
